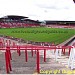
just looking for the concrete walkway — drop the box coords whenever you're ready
[0,50,71,74]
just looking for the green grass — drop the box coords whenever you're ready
[0,27,75,44]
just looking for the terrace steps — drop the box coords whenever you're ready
[0,50,71,74]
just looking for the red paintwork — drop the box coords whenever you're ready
[0,39,74,74]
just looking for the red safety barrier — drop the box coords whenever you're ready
[0,45,74,74]
[7,47,12,71]
[5,52,10,73]
[25,50,28,62]
[62,47,65,55]
[17,46,21,56]
[44,49,46,62]
[62,46,73,55]
[5,47,12,73]
[31,50,33,57]
[35,50,36,54]
[8,50,12,60]
[36,49,40,73]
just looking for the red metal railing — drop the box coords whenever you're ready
[0,45,74,74]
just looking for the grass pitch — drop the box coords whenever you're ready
[0,27,74,44]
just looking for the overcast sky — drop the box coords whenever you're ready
[0,0,75,21]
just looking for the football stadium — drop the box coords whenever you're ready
[0,0,75,74]
[0,15,75,45]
